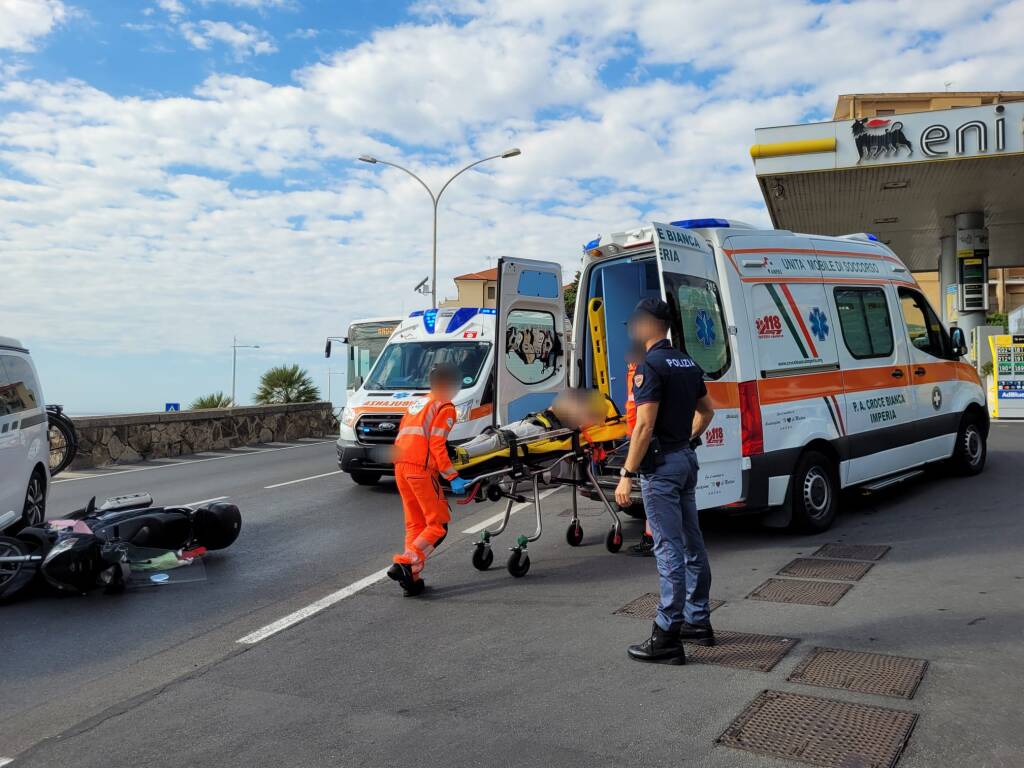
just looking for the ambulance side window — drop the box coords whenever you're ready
[505,309,559,385]
[898,287,950,359]
[833,287,894,360]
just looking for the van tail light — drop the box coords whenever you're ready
[738,381,763,457]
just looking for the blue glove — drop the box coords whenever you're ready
[449,477,469,496]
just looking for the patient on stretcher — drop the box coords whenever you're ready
[455,390,608,463]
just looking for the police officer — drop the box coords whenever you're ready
[615,298,716,664]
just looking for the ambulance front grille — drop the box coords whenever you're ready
[356,413,404,445]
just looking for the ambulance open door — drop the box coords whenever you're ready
[651,221,744,508]
[493,257,568,426]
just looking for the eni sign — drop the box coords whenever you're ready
[919,108,1009,157]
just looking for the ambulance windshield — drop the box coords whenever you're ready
[364,341,491,391]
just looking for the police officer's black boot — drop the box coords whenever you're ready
[628,532,655,557]
[627,622,686,665]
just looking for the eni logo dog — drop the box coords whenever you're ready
[852,118,912,161]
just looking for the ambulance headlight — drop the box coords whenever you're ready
[455,402,473,422]
[340,407,357,427]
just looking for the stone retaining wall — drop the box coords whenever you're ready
[70,402,338,469]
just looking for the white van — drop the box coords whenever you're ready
[0,337,49,532]
[335,304,568,485]
[487,221,987,531]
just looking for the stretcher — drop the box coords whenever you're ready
[453,417,629,577]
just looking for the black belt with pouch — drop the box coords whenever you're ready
[639,435,666,474]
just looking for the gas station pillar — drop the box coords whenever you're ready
[953,212,989,361]
[939,235,956,325]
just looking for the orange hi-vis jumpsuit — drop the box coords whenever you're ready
[392,396,459,581]
[626,362,653,539]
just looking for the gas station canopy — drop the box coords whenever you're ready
[752,100,1024,272]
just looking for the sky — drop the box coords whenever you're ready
[3,0,1024,413]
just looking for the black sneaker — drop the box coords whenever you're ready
[403,579,427,597]
[628,533,655,557]
[627,623,686,665]
[387,563,414,591]
[678,621,715,647]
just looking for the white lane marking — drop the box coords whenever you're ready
[461,487,561,534]
[52,441,333,484]
[264,470,342,490]
[182,496,228,507]
[237,567,390,645]
[0,757,13,766]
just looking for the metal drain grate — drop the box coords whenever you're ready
[747,578,851,607]
[718,690,918,768]
[777,558,874,582]
[614,593,723,618]
[811,543,891,561]
[687,631,798,672]
[788,647,928,699]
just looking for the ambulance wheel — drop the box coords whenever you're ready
[507,548,530,578]
[950,413,986,476]
[472,544,493,571]
[349,471,381,486]
[566,521,584,547]
[788,451,837,533]
[605,526,623,553]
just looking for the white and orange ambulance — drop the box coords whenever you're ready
[487,220,987,531]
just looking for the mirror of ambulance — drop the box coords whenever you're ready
[325,339,332,358]
[950,327,968,358]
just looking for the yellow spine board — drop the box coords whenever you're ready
[587,297,610,398]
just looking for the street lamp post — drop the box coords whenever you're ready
[231,336,260,407]
[358,148,521,308]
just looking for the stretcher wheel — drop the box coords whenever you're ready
[471,544,493,571]
[605,526,623,554]
[565,521,584,547]
[507,548,530,578]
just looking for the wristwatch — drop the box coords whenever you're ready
[619,468,638,479]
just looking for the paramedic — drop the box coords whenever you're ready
[387,363,468,596]
[615,298,715,664]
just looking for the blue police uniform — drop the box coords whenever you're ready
[632,338,712,630]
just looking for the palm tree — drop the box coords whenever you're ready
[254,364,320,404]
[191,391,233,409]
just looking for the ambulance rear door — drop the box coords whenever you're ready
[651,222,743,508]
[493,257,568,425]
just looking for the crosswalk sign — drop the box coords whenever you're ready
[165,403,181,412]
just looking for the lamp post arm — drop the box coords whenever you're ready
[371,159,436,205]
[435,153,505,205]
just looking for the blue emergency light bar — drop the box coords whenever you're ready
[865,233,880,241]
[583,236,600,251]
[670,218,730,229]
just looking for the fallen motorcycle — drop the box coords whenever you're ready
[0,492,241,602]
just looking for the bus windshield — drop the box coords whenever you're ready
[365,341,491,391]
[347,320,399,388]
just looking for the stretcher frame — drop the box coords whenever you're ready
[461,426,624,578]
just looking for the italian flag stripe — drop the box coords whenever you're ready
[766,284,808,359]
[779,284,819,358]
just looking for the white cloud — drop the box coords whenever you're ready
[0,0,66,51]
[155,0,186,18]
[180,19,277,58]
[5,0,1024,377]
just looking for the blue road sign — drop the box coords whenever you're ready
[165,403,180,412]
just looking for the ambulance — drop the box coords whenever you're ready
[336,304,568,485]
[485,220,987,532]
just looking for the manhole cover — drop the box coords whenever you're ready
[747,578,851,606]
[614,593,723,618]
[718,690,918,768]
[811,543,891,561]
[788,647,928,699]
[778,558,874,582]
[687,631,798,672]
